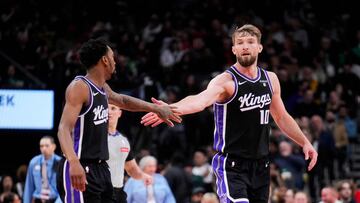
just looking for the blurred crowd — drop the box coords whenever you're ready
[1,0,360,202]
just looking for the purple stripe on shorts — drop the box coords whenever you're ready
[220,154,227,198]
[73,189,80,203]
[214,153,230,203]
[212,153,221,196]
[65,161,72,203]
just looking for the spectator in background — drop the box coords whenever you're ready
[338,105,358,144]
[294,89,321,118]
[284,188,295,203]
[163,153,192,203]
[191,187,205,203]
[124,155,175,203]
[23,136,61,203]
[201,192,219,203]
[326,91,344,114]
[336,180,355,203]
[2,192,21,203]
[15,165,27,199]
[3,65,25,88]
[320,187,341,203]
[333,106,350,178]
[294,191,310,203]
[311,115,335,188]
[0,175,17,203]
[274,140,306,190]
[271,185,288,203]
[191,149,214,193]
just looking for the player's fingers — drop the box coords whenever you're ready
[304,149,309,160]
[70,176,77,189]
[151,97,166,105]
[151,119,164,127]
[71,175,81,191]
[170,114,182,123]
[308,157,316,171]
[141,114,157,124]
[143,119,156,126]
[151,97,168,105]
[141,112,154,120]
[144,116,160,126]
[163,119,174,127]
[308,153,318,171]
[141,117,153,125]
[79,174,87,191]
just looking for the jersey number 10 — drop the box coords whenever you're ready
[260,110,270,124]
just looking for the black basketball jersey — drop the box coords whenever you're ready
[213,66,273,159]
[72,76,109,161]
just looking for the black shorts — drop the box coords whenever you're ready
[57,158,113,203]
[212,153,270,203]
[112,187,127,203]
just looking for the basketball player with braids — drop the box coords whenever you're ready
[57,38,181,203]
[141,24,318,203]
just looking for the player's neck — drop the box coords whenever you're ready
[233,63,258,78]
[86,68,106,87]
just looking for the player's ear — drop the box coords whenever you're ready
[102,56,108,64]
[232,46,236,55]
[258,44,263,53]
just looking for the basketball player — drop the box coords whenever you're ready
[141,24,318,203]
[57,38,180,203]
[107,103,152,203]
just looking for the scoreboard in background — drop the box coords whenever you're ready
[0,89,54,130]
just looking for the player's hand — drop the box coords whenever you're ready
[141,112,163,127]
[146,97,181,127]
[303,142,318,171]
[142,173,153,186]
[141,98,166,127]
[69,159,87,191]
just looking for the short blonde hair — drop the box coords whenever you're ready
[232,24,262,44]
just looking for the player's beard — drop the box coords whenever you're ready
[237,55,257,68]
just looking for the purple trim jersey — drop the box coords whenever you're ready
[213,67,273,159]
[72,76,109,161]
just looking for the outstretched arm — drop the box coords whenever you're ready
[142,73,232,126]
[171,79,226,115]
[268,72,318,171]
[104,83,181,126]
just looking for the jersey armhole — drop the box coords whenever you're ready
[74,77,94,116]
[263,69,274,95]
[215,70,238,105]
